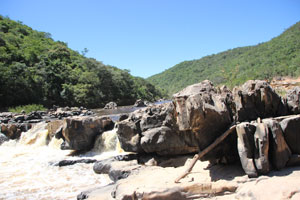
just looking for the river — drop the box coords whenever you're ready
[0,122,120,200]
[0,101,170,199]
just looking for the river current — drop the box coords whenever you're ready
[0,122,120,200]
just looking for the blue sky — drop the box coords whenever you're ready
[1,0,299,78]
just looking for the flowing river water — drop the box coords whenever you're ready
[0,121,121,200]
[0,102,170,199]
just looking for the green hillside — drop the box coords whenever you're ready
[0,16,163,108]
[148,22,300,96]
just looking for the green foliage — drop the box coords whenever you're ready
[0,16,163,108]
[8,104,47,114]
[148,22,300,96]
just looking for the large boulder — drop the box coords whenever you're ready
[280,115,300,154]
[286,86,300,114]
[233,80,287,122]
[173,80,237,161]
[117,102,200,155]
[58,116,114,150]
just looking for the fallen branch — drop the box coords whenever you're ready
[175,125,237,183]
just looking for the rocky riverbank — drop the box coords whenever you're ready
[1,79,300,199]
[80,80,300,199]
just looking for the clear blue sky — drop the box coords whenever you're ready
[1,0,299,78]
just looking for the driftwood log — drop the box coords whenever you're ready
[175,125,237,183]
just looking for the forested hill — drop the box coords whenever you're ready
[0,16,163,108]
[148,22,300,96]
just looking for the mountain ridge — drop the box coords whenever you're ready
[147,22,300,96]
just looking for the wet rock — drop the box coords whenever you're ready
[263,119,291,170]
[0,123,32,139]
[254,120,270,175]
[236,122,257,177]
[116,113,144,153]
[286,86,300,114]
[61,116,114,151]
[133,99,146,107]
[104,102,117,109]
[280,115,300,154]
[0,133,8,145]
[46,120,64,140]
[55,159,97,167]
[233,80,288,122]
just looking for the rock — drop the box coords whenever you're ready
[140,126,197,155]
[253,120,270,175]
[94,159,139,182]
[104,102,117,109]
[60,116,114,151]
[0,123,32,139]
[0,133,8,145]
[263,119,291,170]
[54,159,97,167]
[286,86,300,114]
[236,122,257,177]
[280,115,300,154]
[133,99,146,107]
[173,80,236,161]
[46,120,64,140]
[13,115,25,123]
[233,80,287,122]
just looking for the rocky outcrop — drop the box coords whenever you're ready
[236,117,294,177]
[233,80,288,122]
[104,102,117,109]
[56,116,114,151]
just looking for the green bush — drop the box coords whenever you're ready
[8,104,47,114]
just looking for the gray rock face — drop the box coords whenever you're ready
[286,86,300,114]
[280,115,300,154]
[59,116,114,150]
[233,80,287,122]
[236,122,257,177]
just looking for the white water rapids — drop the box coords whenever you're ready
[0,122,122,200]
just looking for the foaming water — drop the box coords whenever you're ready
[0,122,119,200]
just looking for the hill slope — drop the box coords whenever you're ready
[148,22,300,96]
[0,16,163,108]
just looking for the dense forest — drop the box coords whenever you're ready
[148,22,300,96]
[0,16,163,109]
